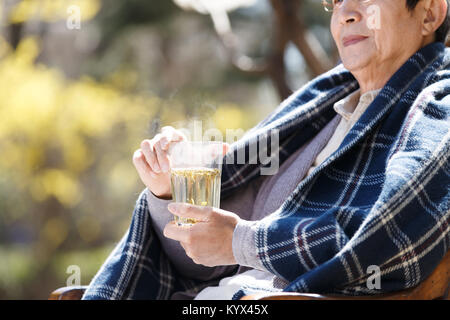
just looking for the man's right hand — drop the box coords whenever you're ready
[133,126,187,199]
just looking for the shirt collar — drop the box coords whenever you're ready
[333,88,381,121]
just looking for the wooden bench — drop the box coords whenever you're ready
[49,250,449,300]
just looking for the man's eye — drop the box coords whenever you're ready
[333,0,343,4]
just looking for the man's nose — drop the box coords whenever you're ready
[338,0,363,24]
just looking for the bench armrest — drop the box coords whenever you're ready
[49,286,87,300]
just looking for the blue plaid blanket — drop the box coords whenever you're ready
[83,42,450,300]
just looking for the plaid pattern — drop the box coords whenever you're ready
[82,190,231,299]
[83,42,450,300]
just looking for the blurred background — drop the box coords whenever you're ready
[0,0,339,299]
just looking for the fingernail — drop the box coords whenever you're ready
[153,163,161,173]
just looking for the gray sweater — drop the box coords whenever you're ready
[146,114,341,279]
[146,88,380,296]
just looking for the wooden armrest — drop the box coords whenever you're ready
[242,251,450,300]
[49,286,88,300]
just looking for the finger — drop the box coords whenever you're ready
[133,149,157,179]
[154,140,170,172]
[208,142,230,161]
[161,126,187,139]
[167,202,211,221]
[163,221,191,243]
[160,126,173,133]
[141,138,161,173]
[159,127,175,150]
[222,142,230,155]
[160,127,187,150]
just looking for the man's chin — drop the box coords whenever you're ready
[341,57,372,73]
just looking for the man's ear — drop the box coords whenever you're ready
[422,0,448,36]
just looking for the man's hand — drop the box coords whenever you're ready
[163,202,240,267]
[132,126,187,199]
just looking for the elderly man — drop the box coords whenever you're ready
[83,0,450,299]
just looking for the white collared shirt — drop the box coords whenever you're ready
[306,88,381,177]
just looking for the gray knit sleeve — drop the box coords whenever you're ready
[146,174,266,279]
[231,219,268,272]
[145,188,236,281]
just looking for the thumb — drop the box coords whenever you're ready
[208,142,230,161]
[168,202,211,221]
[222,142,230,156]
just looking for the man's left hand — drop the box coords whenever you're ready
[163,202,240,267]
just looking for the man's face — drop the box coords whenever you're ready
[330,0,426,73]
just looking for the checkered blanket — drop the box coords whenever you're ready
[83,42,450,300]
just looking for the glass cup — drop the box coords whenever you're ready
[167,141,224,226]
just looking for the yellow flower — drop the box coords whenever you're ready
[30,169,82,207]
[9,0,101,24]
[213,103,245,133]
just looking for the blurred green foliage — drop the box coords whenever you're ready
[0,34,159,299]
[0,0,267,299]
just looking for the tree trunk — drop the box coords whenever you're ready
[270,0,332,78]
[8,23,23,49]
